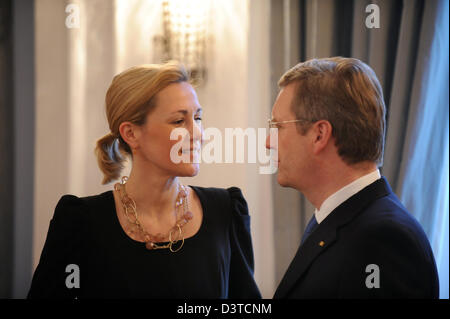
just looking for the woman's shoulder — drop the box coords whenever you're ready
[53,191,113,220]
[189,186,249,217]
[189,185,238,194]
[189,185,245,201]
[57,190,112,206]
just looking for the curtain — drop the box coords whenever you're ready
[272,0,449,298]
[0,0,14,298]
[388,0,449,298]
[0,0,35,298]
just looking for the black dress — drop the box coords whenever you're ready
[27,186,261,299]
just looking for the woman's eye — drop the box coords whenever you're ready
[172,117,201,125]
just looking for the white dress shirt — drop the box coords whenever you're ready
[315,169,381,224]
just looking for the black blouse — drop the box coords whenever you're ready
[27,186,261,299]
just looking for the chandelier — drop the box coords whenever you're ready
[154,0,210,86]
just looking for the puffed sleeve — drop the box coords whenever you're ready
[227,187,262,298]
[27,195,86,299]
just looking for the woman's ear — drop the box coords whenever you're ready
[119,122,140,151]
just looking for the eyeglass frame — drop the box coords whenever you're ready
[267,118,313,129]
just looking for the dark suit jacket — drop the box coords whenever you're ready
[274,177,439,298]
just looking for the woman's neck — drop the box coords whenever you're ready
[121,168,181,219]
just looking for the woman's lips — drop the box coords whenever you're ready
[179,148,200,154]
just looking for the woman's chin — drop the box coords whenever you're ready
[177,163,200,177]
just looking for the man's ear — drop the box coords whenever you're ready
[312,120,333,154]
[119,122,140,150]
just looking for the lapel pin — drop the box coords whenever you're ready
[319,241,325,247]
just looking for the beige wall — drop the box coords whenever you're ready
[34,0,70,272]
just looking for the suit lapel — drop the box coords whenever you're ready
[273,222,338,298]
[274,177,391,298]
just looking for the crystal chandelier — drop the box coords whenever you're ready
[154,0,210,86]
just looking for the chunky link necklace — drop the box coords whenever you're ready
[114,176,193,252]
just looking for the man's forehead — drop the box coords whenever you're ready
[272,85,295,119]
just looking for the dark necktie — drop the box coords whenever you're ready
[300,214,319,245]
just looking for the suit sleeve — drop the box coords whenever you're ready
[227,187,262,299]
[27,195,86,299]
[338,219,439,298]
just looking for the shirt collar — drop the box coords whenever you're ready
[315,169,381,224]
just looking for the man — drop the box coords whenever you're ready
[267,57,439,298]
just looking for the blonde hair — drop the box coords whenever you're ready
[95,61,189,184]
[278,57,386,166]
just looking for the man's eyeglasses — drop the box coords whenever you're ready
[267,118,311,129]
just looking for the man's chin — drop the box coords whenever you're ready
[277,173,290,188]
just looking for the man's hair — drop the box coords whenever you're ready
[278,57,386,166]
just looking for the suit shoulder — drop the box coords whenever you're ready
[340,195,438,298]
[347,194,435,263]
[359,194,428,238]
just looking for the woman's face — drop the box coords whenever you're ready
[132,81,203,177]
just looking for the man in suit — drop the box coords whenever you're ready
[266,57,439,298]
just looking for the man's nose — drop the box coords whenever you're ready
[266,128,277,150]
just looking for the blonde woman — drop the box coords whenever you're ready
[28,62,261,299]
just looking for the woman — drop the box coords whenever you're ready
[28,61,261,299]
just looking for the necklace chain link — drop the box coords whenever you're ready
[115,176,193,252]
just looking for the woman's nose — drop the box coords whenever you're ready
[191,119,203,143]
